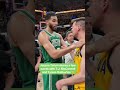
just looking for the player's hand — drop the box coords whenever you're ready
[56,80,63,90]
[35,63,39,72]
[35,55,41,72]
[74,40,85,48]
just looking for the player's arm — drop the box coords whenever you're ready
[35,53,42,72]
[63,45,85,85]
[109,45,120,90]
[7,14,35,67]
[59,33,75,59]
[86,32,120,58]
[36,54,41,65]
[56,46,85,90]
[56,71,85,89]
[85,32,120,79]
[38,31,83,59]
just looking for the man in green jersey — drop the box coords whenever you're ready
[38,11,84,90]
[7,0,35,88]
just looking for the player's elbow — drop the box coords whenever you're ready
[50,51,60,59]
[79,76,85,83]
[78,73,85,83]
[80,75,85,82]
[50,54,59,59]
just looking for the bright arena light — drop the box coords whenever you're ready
[56,9,85,14]
[35,9,85,14]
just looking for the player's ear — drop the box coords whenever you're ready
[78,25,81,31]
[45,20,49,25]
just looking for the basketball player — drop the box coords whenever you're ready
[38,12,84,90]
[86,0,120,90]
[7,0,35,87]
[56,18,85,90]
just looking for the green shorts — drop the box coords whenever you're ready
[43,74,63,90]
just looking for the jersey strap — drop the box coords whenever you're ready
[44,30,52,36]
[19,10,36,24]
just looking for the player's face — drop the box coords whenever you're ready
[71,22,79,37]
[47,16,58,31]
[67,33,74,42]
[87,0,104,27]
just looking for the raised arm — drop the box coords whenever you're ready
[86,32,120,58]
[38,31,84,59]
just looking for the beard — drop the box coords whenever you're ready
[49,24,57,31]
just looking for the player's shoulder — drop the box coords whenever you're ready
[8,12,27,29]
[38,30,46,35]
[38,30,50,44]
[9,11,25,22]
[38,30,48,39]
[7,12,26,33]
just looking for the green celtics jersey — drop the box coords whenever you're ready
[40,30,62,63]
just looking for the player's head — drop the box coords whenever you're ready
[66,31,74,42]
[87,0,120,28]
[45,11,58,31]
[87,0,105,28]
[71,17,85,39]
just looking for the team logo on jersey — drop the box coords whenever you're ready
[51,39,60,48]
[75,49,80,57]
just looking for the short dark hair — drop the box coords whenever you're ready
[45,11,56,20]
